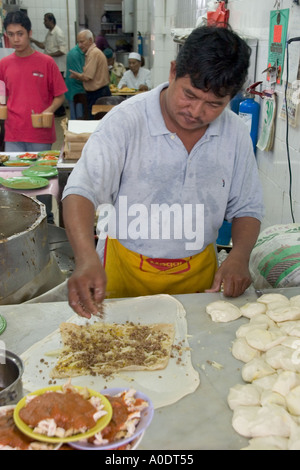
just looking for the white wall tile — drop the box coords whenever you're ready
[229,0,300,228]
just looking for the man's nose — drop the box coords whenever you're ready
[189,100,205,118]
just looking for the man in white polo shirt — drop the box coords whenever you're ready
[62,26,264,318]
[31,12,67,116]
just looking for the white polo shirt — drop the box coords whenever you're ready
[63,83,264,259]
[44,25,67,74]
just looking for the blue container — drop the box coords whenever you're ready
[239,97,260,154]
[230,92,244,115]
[216,220,232,246]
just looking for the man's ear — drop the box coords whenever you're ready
[169,60,177,81]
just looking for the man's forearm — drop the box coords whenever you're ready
[230,216,261,261]
[62,195,97,263]
[43,94,65,114]
[31,38,45,49]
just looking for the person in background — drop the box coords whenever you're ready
[65,44,86,120]
[118,52,151,91]
[95,30,111,51]
[0,11,67,223]
[31,12,67,117]
[62,26,264,318]
[70,29,111,119]
[103,48,126,86]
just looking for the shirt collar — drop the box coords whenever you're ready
[86,43,96,55]
[48,25,57,35]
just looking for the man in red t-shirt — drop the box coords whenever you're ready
[0,11,67,222]
[0,11,67,149]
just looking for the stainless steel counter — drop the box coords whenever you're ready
[0,288,298,450]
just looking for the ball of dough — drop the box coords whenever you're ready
[232,404,296,438]
[240,302,267,319]
[232,337,260,363]
[227,383,261,410]
[286,385,300,416]
[290,295,300,307]
[267,306,300,323]
[288,426,300,450]
[242,436,288,450]
[245,327,286,352]
[236,322,268,339]
[252,374,278,391]
[249,314,276,328]
[272,370,300,397]
[242,358,275,383]
[260,390,287,408]
[206,300,242,323]
[265,345,299,372]
[279,321,300,338]
[257,293,289,305]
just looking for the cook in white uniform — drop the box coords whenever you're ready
[118,52,151,91]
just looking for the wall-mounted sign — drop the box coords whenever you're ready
[267,9,290,85]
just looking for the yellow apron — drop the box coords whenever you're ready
[103,238,217,299]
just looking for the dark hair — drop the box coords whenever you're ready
[176,26,251,98]
[4,10,32,32]
[45,13,56,25]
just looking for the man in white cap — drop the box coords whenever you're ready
[118,52,151,91]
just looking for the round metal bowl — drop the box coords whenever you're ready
[0,191,49,302]
[0,350,24,406]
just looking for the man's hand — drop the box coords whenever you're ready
[206,252,252,297]
[206,216,261,297]
[69,69,80,80]
[67,257,107,319]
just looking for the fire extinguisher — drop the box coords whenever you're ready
[137,31,143,56]
[238,94,260,155]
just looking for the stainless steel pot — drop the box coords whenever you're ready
[0,191,50,302]
[0,350,24,406]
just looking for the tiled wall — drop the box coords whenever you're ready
[228,0,300,230]
[23,0,77,50]
[135,0,178,86]
[19,0,300,232]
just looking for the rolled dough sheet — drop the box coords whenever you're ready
[20,294,200,409]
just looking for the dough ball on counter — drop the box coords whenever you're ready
[286,385,300,416]
[265,345,300,372]
[245,327,286,352]
[279,321,300,337]
[272,370,300,397]
[227,383,261,410]
[235,322,268,339]
[260,390,287,408]
[205,300,242,323]
[240,302,267,318]
[249,313,276,329]
[232,404,296,438]
[257,293,290,305]
[288,426,300,450]
[242,436,289,450]
[252,374,278,391]
[267,305,300,323]
[242,357,275,383]
[290,295,300,307]
[231,337,260,363]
